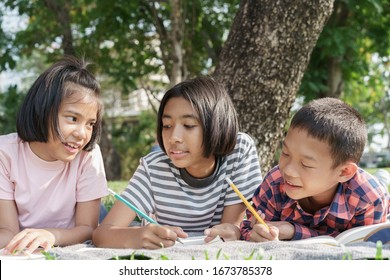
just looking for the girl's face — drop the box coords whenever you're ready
[161,96,216,178]
[30,89,99,162]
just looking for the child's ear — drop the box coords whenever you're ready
[338,162,358,183]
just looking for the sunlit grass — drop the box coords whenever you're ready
[103,181,128,210]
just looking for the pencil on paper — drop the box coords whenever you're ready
[107,188,184,244]
[225,178,270,230]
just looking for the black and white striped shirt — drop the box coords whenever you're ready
[121,132,262,234]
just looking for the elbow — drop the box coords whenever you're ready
[92,227,103,247]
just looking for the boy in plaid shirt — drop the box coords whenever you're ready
[241,98,389,241]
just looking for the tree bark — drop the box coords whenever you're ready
[100,120,122,180]
[214,0,334,173]
[146,0,185,85]
[169,0,184,86]
[43,0,75,56]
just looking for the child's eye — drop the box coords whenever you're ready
[162,124,171,129]
[66,116,77,122]
[281,151,289,157]
[301,163,314,169]
[184,124,196,129]
[87,122,96,128]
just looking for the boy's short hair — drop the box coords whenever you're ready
[157,76,239,157]
[290,97,367,168]
[16,56,102,152]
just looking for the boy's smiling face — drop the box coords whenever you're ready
[278,127,346,206]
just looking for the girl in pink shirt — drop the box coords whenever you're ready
[0,56,108,255]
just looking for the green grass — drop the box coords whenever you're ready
[107,180,128,192]
[104,180,128,210]
[365,167,390,174]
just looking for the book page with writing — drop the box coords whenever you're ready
[175,235,223,246]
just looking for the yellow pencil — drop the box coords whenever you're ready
[225,177,269,230]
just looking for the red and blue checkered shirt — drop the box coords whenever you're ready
[241,166,390,240]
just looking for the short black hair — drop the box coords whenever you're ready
[16,56,102,151]
[290,97,367,168]
[157,76,239,157]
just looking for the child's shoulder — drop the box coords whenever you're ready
[347,167,389,200]
[0,133,24,153]
[142,150,171,166]
[351,168,383,187]
[233,132,257,153]
[0,133,20,145]
[237,132,254,143]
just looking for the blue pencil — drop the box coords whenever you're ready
[108,188,184,244]
[108,188,158,224]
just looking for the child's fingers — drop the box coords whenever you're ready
[205,224,239,241]
[249,223,277,242]
[26,236,53,254]
[250,210,265,227]
[142,224,178,249]
[4,231,35,254]
[203,229,217,243]
[168,226,188,238]
[269,226,279,240]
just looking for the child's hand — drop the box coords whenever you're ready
[249,224,279,242]
[138,224,187,249]
[204,223,240,242]
[248,210,279,242]
[4,228,54,255]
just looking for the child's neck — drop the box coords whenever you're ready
[185,156,217,179]
[299,195,333,214]
[299,185,338,214]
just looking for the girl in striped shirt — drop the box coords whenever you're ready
[93,76,262,249]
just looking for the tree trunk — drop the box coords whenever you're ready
[326,56,343,97]
[169,0,184,86]
[43,0,75,56]
[214,0,334,173]
[147,0,185,85]
[100,121,122,180]
[318,1,349,99]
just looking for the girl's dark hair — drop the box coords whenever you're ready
[157,76,239,157]
[290,97,367,168]
[16,56,102,151]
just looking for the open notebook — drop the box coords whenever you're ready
[288,221,390,246]
[176,235,224,246]
[0,248,46,260]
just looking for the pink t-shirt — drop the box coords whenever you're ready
[0,133,108,230]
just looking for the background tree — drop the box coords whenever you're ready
[298,0,390,155]
[300,0,390,100]
[214,0,334,172]
[0,0,239,179]
[1,0,389,178]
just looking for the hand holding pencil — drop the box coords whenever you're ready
[225,178,270,231]
[108,188,185,244]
